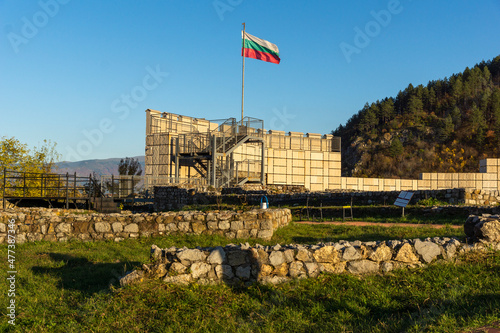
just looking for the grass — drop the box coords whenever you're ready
[289,205,468,225]
[0,220,497,332]
[274,222,465,244]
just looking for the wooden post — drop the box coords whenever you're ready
[65,173,69,209]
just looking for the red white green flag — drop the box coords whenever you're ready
[242,31,280,64]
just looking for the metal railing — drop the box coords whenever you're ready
[1,168,100,209]
[100,175,207,198]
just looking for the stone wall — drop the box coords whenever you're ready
[0,208,292,244]
[155,187,500,208]
[153,186,192,211]
[125,215,500,286]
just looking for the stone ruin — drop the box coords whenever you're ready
[120,214,500,286]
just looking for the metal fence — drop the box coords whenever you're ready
[100,175,207,198]
[1,168,100,208]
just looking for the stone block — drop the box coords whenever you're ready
[112,222,124,233]
[312,246,339,263]
[347,260,379,274]
[394,243,419,263]
[191,262,211,279]
[94,222,111,233]
[257,230,273,240]
[414,240,441,263]
[207,247,226,264]
[55,223,72,234]
[177,222,190,232]
[191,222,207,234]
[269,251,285,267]
[368,244,392,262]
[289,261,306,278]
[177,249,206,262]
[236,265,252,280]
[124,223,139,233]
[227,250,248,266]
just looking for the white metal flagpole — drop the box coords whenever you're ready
[241,22,246,123]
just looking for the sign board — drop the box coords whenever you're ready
[394,191,414,208]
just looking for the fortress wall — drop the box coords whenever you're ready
[145,110,500,193]
[339,160,500,192]
[145,110,341,189]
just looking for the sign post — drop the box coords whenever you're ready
[394,191,414,217]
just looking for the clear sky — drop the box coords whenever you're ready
[1,0,499,162]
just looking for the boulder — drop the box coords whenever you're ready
[414,240,441,263]
[177,249,206,263]
[207,247,226,264]
[347,260,379,274]
[313,246,339,263]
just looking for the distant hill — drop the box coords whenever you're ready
[333,55,500,179]
[54,156,145,176]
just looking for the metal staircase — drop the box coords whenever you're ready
[175,117,266,188]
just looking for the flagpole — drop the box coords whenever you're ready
[241,22,246,124]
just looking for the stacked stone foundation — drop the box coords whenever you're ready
[134,215,500,286]
[0,208,291,243]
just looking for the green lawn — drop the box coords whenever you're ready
[1,221,498,332]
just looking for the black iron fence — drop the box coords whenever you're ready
[1,168,101,208]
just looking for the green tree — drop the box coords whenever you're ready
[469,104,487,146]
[359,105,379,132]
[451,76,463,106]
[380,99,395,123]
[438,115,454,142]
[450,106,462,129]
[118,157,142,176]
[389,138,403,158]
[117,157,143,197]
[491,88,500,143]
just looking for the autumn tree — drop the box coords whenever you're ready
[0,137,60,197]
[0,137,59,173]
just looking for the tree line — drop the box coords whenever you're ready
[333,55,500,178]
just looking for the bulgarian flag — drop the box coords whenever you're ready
[242,31,280,64]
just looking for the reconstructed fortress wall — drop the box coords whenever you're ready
[145,110,341,191]
[342,158,500,192]
[145,110,500,193]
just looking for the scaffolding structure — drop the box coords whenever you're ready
[146,112,266,188]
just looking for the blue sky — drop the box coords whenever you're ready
[1,0,499,162]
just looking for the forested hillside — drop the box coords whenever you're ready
[333,55,500,179]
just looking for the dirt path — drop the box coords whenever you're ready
[295,221,463,229]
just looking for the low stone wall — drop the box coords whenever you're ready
[125,215,500,286]
[155,186,500,208]
[466,189,500,205]
[0,208,292,243]
[154,187,472,209]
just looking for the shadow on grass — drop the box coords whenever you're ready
[31,252,141,294]
[236,278,500,332]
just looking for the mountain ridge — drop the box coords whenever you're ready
[54,156,145,176]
